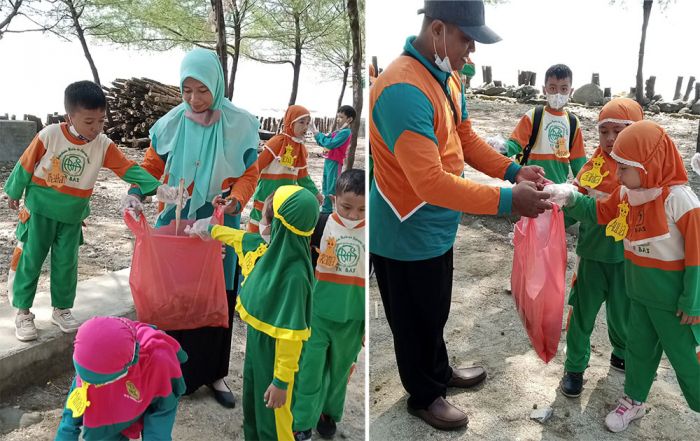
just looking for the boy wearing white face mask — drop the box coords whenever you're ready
[501,64,587,184]
[292,169,365,441]
[311,105,356,214]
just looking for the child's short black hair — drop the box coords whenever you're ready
[338,105,356,121]
[64,81,107,114]
[544,64,573,83]
[335,168,364,196]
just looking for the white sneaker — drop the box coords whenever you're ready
[51,308,80,333]
[605,396,646,432]
[15,311,38,342]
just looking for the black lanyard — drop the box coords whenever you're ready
[401,50,460,127]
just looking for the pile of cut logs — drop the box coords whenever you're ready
[103,77,181,149]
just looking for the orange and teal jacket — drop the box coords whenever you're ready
[4,123,161,224]
[504,107,586,184]
[369,36,521,261]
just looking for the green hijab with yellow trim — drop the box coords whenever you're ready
[235,185,319,341]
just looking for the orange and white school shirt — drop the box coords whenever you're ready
[4,123,161,224]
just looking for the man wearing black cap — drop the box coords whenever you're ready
[369,0,552,431]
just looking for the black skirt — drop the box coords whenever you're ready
[166,266,240,394]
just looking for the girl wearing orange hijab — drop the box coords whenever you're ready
[248,105,322,232]
[549,120,700,432]
[559,98,643,399]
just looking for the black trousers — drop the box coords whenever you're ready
[167,265,240,395]
[372,249,454,409]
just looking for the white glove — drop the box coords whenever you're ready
[486,135,507,154]
[120,194,143,219]
[184,216,213,240]
[691,152,700,176]
[543,183,578,207]
[157,184,189,206]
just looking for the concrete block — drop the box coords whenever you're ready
[0,121,36,163]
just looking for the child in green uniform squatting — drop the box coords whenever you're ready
[55,316,187,440]
[310,105,356,214]
[5,81,179,342]
[292,169,365,441]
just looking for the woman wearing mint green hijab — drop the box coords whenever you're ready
[125,48,260,408]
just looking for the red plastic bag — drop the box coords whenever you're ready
[124,210,228,330]
[511,205,567,363]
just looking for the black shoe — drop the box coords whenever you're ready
[560,371,583,398]
[610,353,625,372]
[208,383,236,408]
[294,429,312,441]
[316,413,337,439]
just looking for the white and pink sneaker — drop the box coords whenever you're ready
[605,396,646,432]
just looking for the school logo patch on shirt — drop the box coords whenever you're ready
[58,148,90,182]
[336,242,361,270]
[125,380,141,402]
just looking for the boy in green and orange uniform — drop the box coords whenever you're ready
[4,81,174,342]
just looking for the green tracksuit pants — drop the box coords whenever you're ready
[321,160,340,214]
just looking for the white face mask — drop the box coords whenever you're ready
[337,213,363,229]
[433,32,452,73]
[622,186,662,206]
[547,93,569,110]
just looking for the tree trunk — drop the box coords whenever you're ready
[346,0,362,171]
[66,1,101,85]
[229,30,241,98]
[288,12,302,106]
[635,0,653,104]
[332,62,350,131]
[211,0,229,98]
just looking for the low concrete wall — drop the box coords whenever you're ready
[0,121,36,163]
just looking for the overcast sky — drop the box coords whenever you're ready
[0,14,354,118]
[367,0,700,100]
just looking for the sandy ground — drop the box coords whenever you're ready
[369,97,700,441]
[0,139,366,440]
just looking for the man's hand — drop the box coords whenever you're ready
[263,383,287,409]
[8,198,19,210]
[316,193,324,205]
[676,310,700,325]
[515,165,547,189]
[511,181,552,218]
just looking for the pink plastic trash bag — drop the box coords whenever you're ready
[124,211,228,331]
[511,205,567,363]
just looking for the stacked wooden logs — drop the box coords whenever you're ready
[103,77,181,148]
